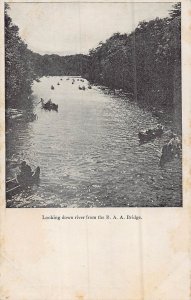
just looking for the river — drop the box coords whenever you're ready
[6,76,182,208]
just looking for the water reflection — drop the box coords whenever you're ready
[6,76,182,207]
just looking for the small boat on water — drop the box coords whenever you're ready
[138,125,164,143]
[6,167,40,199]
[79,86,85,90]
[40,98,58,112]
[159,136,181,167]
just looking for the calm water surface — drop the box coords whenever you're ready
[6,76,182,207]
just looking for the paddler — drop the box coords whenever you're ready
[17,161,33,185]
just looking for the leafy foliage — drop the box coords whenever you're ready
[5,1,181,123]
[86,3,181,113]
[39,54,90,77]
[5,4,89,108]
[169,3,181,19]
[5,4,37,108]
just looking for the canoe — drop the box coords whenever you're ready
[159,137,181,167]
[42,103,58,111]
[6,167,40,199]
[138,126,163,143]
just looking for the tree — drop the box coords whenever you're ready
[5,4,36,108]
[169,3,181,19]
[85,8,181,116]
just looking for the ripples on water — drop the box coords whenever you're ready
[6,76,182,207]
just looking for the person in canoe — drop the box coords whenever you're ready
[47,99,52,106]
[17,161,33,186]
[138,124,164,142]
[159,135,181,167]
[7,163,40,198]
[40,98,58,111]
[46,99,58,111]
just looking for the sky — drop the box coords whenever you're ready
[8,2,174,56]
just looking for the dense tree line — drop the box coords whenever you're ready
[5,4,89,108]
[5,3,37,108]
[87,3,181,113]
[38,54,89,77]
[5,2,181,122]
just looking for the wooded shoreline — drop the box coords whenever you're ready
[5,3,181,130]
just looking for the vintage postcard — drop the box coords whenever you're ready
[0,0,190,299]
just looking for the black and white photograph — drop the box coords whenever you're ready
[5,2,182,208]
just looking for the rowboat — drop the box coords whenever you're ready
[40,98,58,111]
[159,136,181,167]
[6,167,40,199]
[42,103,58,111]
[138,125,164,143]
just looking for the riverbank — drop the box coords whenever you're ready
[90,82,182,135]
[6,76,182,208]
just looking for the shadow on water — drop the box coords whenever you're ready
[6,92,38,181]
[6,76,182,208]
